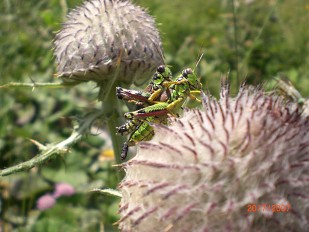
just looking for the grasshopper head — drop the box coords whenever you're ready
[182,68,202,90]
[157,65,172,79]
[153,65,172,85]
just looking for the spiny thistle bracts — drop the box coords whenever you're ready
[54,0,164,86]
[118,82,309,232]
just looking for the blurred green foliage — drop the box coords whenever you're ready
[0,0,308,231]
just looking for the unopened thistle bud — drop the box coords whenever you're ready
[54,0,164,86]
[118,83,309,231]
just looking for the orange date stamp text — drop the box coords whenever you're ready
[247,203,291,213]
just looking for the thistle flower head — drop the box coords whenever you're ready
[54,0,164,86]
[118,82,309,231]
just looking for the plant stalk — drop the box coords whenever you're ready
[99,82,126,169]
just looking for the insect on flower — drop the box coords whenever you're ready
[124,67,202,120]
[116,65,173,107]
[117,56,204,160]
[116,65,174,160]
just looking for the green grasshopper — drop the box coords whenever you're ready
[124,67,202,120]
[116,65,174,107]
[117,66,202,160]
[116,65,174,160]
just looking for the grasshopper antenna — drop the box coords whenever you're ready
[194,53,204,72]
[193,41,206,72]
[193,44,206,89]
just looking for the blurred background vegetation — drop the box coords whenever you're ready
[0,0,308,231]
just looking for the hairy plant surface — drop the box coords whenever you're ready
[119,83,309,231]
[54,0,164,86]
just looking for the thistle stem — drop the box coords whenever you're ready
[99,82,126,167]
[0,82,78,89]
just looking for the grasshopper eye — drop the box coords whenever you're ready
[183,68,193,77]
[157,65,166,74]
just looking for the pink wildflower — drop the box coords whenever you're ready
[53,183,75,198]
[36,194,56,211]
